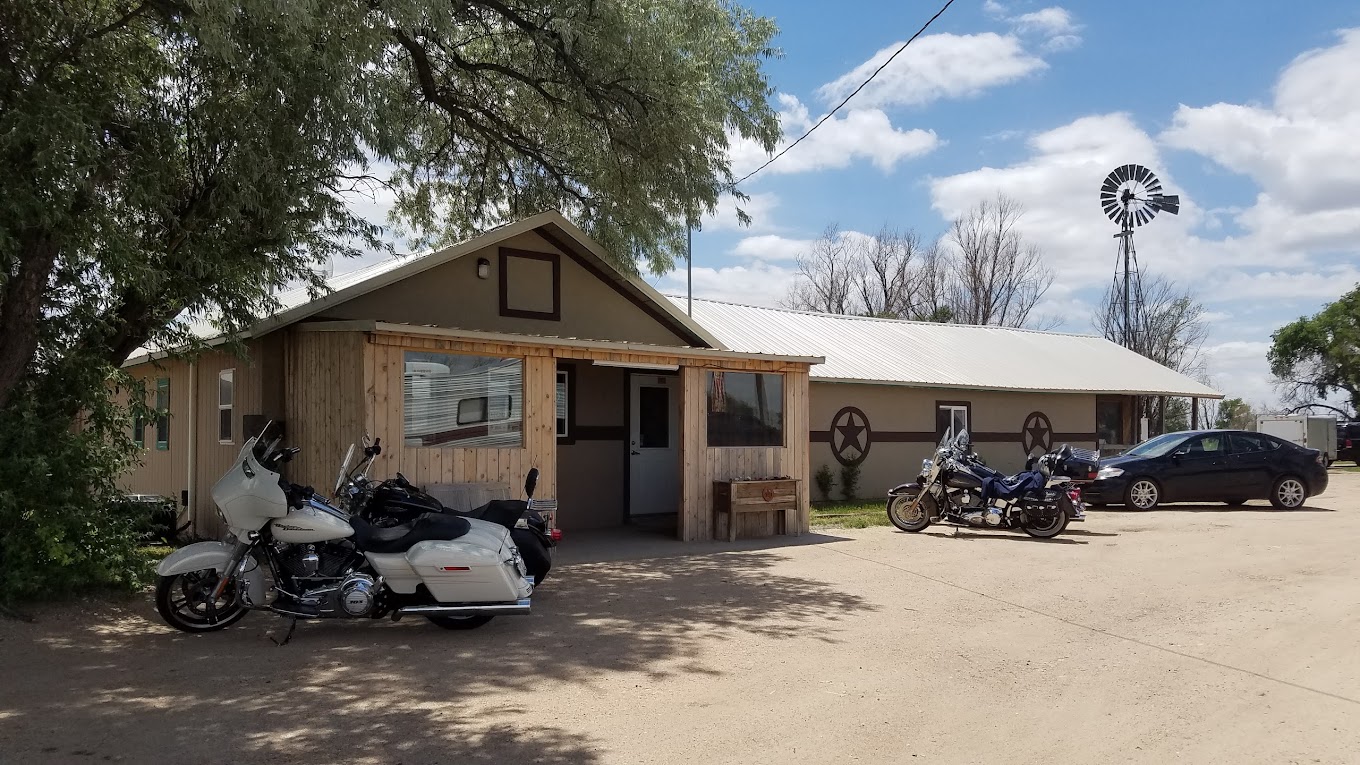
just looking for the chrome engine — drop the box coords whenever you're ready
[337,573,378,617]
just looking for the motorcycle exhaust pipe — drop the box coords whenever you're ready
[398,599,531,617]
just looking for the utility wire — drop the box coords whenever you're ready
[732,0,958,188]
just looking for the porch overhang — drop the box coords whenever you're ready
[295,320,825,367]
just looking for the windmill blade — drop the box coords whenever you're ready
[1133,164,1152,185]
[1153,194,1180,215]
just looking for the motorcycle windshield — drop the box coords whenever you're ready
[335,443,357,493]
[954,429,970,452]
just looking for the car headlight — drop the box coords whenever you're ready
[1097,466,1124,479]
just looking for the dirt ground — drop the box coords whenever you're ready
[2,474,1358,764]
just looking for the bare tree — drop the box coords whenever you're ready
[855,226,920,318]
[783,224,859,314]
[944,194,1055,328]
[1095,274,1208,375]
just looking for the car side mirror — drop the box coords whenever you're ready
[525,467,539,499]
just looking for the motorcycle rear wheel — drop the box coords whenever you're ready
[426,615,494,630]
[1021,509,1069,539]
[887,489,933,532]
[155,571,248,633]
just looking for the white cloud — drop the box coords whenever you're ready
[730,234,814,261]
[1204,264,1360,301]
[816,33,1047,109]
[728,94,940,177]
[702,192,780,233]
[1011,7,1078,37]
[1201,341,1279,407]
[1162,28,1360,228]
[655,262,799,308]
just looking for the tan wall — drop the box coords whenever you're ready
[679,364,811,541]
[321,231,689,346]
[808,381,1098,500]
[556,361,626,530]
[122,337,287,539]
[122,360,192,501]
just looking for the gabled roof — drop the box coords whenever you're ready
[125,211,722,365]
[666,296,1222,398]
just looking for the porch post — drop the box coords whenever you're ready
[1191,397,1200,430]
[677,364,707,541]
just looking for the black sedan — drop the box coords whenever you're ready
[1087,429,1329,510]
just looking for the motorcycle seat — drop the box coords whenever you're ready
[456,499,527,530]
[352,512,471,554]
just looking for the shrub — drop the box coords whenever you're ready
[840,459,863,501]
[814,464,836,501]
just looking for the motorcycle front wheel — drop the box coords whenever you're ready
[155,570,248,633]
[887,488,933,532]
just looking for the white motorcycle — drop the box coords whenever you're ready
[154,426,533,633]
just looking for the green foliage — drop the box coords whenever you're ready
[1164,398,1189,433]
[0,0,781,599]
[1215,398,1257,430]
[810,500,890,530]
[1269,285,1360,416]
[813,464,835,502]
[839,459,863,502]
[0,360,150,601]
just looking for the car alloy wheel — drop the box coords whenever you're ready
[1128,479,1159,510]
[1275,478,1306,509]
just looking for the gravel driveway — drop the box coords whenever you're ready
[2,473,1358,764]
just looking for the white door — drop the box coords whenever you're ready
[629,374,679,516]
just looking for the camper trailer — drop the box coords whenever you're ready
[1255,414,1338,465]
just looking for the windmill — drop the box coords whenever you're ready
[1099,164,1179,352]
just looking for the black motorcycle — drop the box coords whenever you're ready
[335,439,558,584]
[886,430,1088,539]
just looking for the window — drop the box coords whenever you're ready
[133,413,145,448]
[154,378,170,450]
[1230,433,1279,453]
[1178,434,1227,457]
[403,351,523,448]
[218,369,234,443]
[936,402,970,443]
[555,369,570,439]
[1096,398,1126,446]
[706,371,783,447]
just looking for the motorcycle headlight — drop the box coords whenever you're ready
[1097,466,1125,479]
[921,458,933,473]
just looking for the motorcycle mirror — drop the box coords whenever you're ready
[525,467,539,498]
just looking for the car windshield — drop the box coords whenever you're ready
[1125,432,1188,458]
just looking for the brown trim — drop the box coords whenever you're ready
[532,225,709,347]
[499,247,561,321]
[875,431,939,442]
[810,430,832,443]
[971,431,1017,443]
[574,425,626,441]
[556,362,576,444]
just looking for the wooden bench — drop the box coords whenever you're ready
[713,479,799,542]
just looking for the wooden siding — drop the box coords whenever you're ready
[680,364,811,542]
[363,334,556,501]
[284,330,367,499]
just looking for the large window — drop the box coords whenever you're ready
[936,402,969,443]
[218,369,234,443]
[403,351,523,448]
[706,371,783,447]
[154,378,170,450]
[1096,398,1126,446]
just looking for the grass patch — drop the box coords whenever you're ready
[812,499,890,529]
[136,545,175,576]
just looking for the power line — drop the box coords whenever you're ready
[731,0,958,188]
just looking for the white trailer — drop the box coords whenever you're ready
[1255,414,1338,465]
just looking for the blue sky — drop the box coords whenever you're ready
[349,1,1360,409]
[645,0,1360,408]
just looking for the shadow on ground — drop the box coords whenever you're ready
[1093,503,1335,514]
[0,544,872,764]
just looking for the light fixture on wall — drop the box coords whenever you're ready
[476,257,490,279]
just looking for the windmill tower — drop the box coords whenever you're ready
[1099,164,1179,353]
[1099,164,1181,439]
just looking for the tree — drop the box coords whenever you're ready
[1095,274,1208,434]
[1215,398,1257,430]
[1268,284,1360,417]
[0,0,782,599]
[784,225,860,315]
[944,195,1054,328]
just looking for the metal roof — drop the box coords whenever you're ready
[665,297,1222,398]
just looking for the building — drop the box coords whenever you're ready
[121,211,1218,539]
[665,299,1221,499]
[122,212,819,542]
